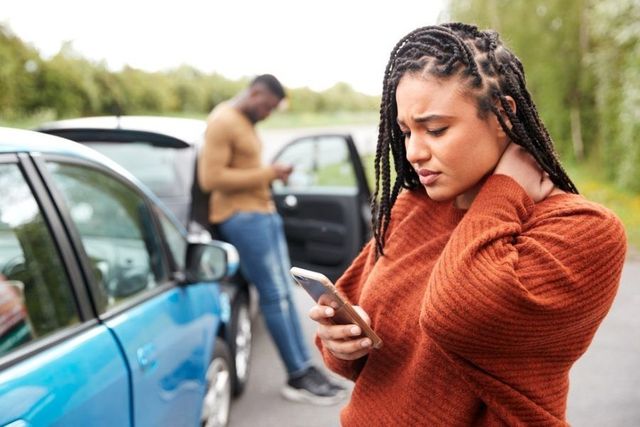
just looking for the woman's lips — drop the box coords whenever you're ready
[417,168,441,185]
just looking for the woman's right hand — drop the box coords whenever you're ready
[309,302,373,361]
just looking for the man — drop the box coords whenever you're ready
[198,74,345,405]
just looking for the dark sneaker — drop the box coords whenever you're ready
[306,365,347,393]
[281,368,346,405]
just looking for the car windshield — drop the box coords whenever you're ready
[84,142,194,198]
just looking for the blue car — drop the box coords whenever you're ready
[35,116,256,398]
[35,116,374,401]
[0,127,239,426]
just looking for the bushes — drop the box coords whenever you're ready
[0,24,379,122]
[447,0,640,193]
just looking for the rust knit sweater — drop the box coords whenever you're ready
[316,175,626,426]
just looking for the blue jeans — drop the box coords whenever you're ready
[218,212,311,377]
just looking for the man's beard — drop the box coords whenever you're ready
[245,109,260,124]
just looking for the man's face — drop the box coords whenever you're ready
[246,85,282,123]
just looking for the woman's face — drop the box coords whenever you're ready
[396,73,510,209]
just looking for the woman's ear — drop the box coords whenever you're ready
[496,96,516,130]
[493,96,516,147]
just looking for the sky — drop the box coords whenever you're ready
[1,0,448,96]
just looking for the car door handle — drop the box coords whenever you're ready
[136,343,158,372]
[283,194,298,209]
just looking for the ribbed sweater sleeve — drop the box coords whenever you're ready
[420,174,627,425]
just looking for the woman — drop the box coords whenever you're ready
[309,23,626,426]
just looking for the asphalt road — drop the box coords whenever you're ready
[227,279,350,427]
[228,260,640,427]
[566,260,640,426]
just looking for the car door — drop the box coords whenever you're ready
[40,156,222,427]
[271,134,371,282]
[0,153,130,427]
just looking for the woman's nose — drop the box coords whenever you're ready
[405,134,431,165]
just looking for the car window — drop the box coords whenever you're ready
[272,136,358,191]
[47,162,168,312]
[84,142,193,199]
[0,164,79,357]
[156,209,186,271]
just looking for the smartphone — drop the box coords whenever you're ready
[290,266,383,349]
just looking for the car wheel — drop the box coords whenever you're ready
[229,290,252,397]
[201,337,232,427]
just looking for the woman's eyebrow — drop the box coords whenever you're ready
[413,114,452,123]
[397,114,452,127]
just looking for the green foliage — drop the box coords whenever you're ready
[0,26,41,119]
[588,0,640,191]
[286,83,379,113]
[448,0,586,159]
[0,23,378,124]
[259,111,378,129]
[565,162,640,252]
[117,67,178,114]
[446,0,640,193]
[35,44,101,117]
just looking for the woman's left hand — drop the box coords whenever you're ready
[494,143,556,202]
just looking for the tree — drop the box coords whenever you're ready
[446,0,640,191]
[33,42,103,118]
[588,0,640,189]
[1,23,380,124]
[0,25,41,118]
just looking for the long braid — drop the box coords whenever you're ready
[487,54,578,192]
[372,23,578,257]
[372,28,423,256]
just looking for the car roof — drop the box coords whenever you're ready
[36,116,207,146]
[0,126,111,159]
[0,127,168,209]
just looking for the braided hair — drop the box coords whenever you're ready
[372,22,578,257]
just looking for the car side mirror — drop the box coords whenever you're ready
[183,239,239,284]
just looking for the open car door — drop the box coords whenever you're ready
[271,134,371,282]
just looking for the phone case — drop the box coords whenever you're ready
[290,267,383,349]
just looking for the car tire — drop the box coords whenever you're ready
[201,337,232,427]
[229,290,252,397]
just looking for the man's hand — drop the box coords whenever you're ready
[271,163,294,184]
